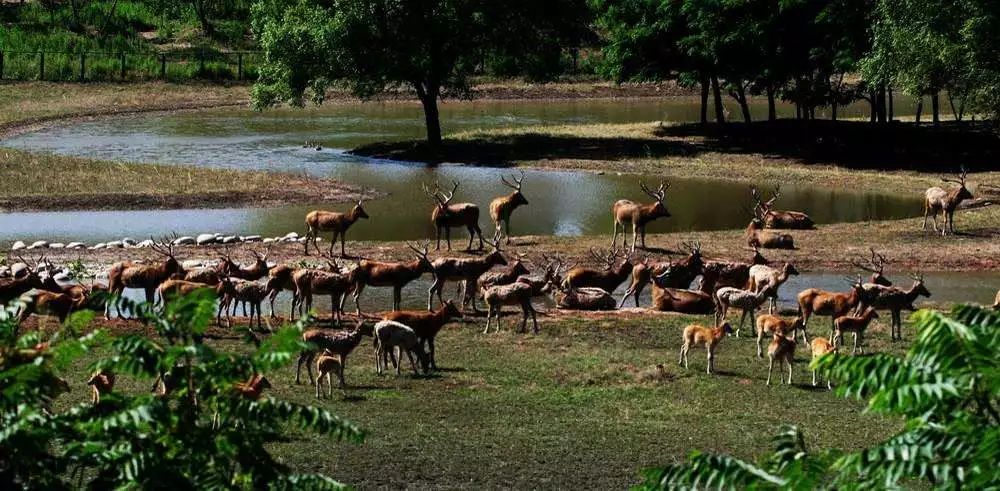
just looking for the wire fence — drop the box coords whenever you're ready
[0,50,262,82]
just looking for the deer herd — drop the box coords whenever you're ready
[1,167,991,395]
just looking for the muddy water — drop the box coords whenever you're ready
[2,99,921,243]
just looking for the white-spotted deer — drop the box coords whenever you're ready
[349,243,435,313]
[611,181,671,253]
[304,191,370,257]
[425,180,485,251]
[751,184,814,229]
[923,168,974,235]
[489,171,529,245]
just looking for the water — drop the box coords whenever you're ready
[1,99,921,243]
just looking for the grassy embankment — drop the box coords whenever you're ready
[43,313,902,489]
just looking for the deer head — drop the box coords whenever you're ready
[352,188,370,220]
[589,247,621,271]
[750,184,782,215]
[501,170,528,206]
[485,239,508,266]
[750,246,769,265]
[942,167,973,201]
[407,242,435,274]
[423,180,459,211]
[853,248,892,286]
[909,273,932,298]
[640,180,670,218]
[149,237,182,275]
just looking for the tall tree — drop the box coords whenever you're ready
[251,0,591,146]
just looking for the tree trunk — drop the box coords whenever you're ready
[948,92,963,122]
[194,0,214,36]
[416,83,442,147]
[831,101,838,121]
[699,77,709,124]
[915,99,923,125]
[733,85,752,123]
[876,85,887,123]
[931,90,940,125]
[766,86,776,121]
[711,76,724,123]
[888,86,894,121]
[869,91,877,122]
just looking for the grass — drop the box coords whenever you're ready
[49,313,905,488]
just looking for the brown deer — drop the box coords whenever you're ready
[489,171,529,245]
[745,205,794,249]
[678,322,734,374]
[861,274,931,341]
[349,243,434,313]
[796,276,864,343]
[924,168,974,235]
[427,242,507,311]
[304,191,370,257]
[222,248,271,281]
[747,262,800,314]
[766,333,796,386]
[265,264,297,319]
[698,247,769,293]
[562,247,634,295]
[485,281,542,331]
[477,254,530,292]
[0,260,45,308]
[295,320,374,386]
[15,289,95,327]
[107,239,184,318]
[832,307,880,354]
[383,300,464,370]
[611,181,671,253]
[854,248,894,313]
[291,260,353,324]
[651,286,715,314]
[751,184,814,229]
[648,243,705,289]
[425,180,484,251]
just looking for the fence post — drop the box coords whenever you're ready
[79,52,86,82]
[38,52,45,80]
[0,51,4,80]
[237,52,243,81]
[120,52,126,80]
[160,54,166,79]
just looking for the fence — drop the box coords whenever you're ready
[0,50,262,82]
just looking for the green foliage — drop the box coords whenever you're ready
[636,305,1000,490]
[0,291,362,488]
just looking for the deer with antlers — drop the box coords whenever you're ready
[924,168,974,235]
[746,205,794,250]
[0,257,46,308]
[304,191,370,257]
[611,181,671,253]
[562,246,634,295]
[106,239,184,318]
[425,180,485,251]
[853,248,893,313]
[427,240,507,312]
[698,247,769,293]
[291,258,353,325]
[751,185,814,229]
[490,171,529,245]
[859,274,931,341]
[349,243,435,313]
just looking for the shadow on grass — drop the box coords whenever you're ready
[352,120,1000,173]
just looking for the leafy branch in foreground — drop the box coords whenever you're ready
[636,305,1000,490]
[1,291,363,489]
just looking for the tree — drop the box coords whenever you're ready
[636,304,1000,490]
[0,292,363,488]
[251,0,591,146]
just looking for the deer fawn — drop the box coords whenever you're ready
[611,181,671,253]
[425,180,485,251]
[924,167,974,235]
[489,171,529,245]
[304,191,369,257]
[751,184,814,229]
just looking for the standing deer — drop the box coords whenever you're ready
[698,247,769,293]
[292,260,353,324]
[562,247,634,295]
[853,248,894,313]
[747,262,799,314]
[425,180,484,251]
[751,184,814,229]
[611,181,671,253]
[349,243,434,313]
[923,168,974,235]
[265,264,297,319]
[861,274,931,341]
[796,276,864,343]
[304,191,370,257]
[490,171,529,245]
[427,242,507,311]
[106,239,184,319]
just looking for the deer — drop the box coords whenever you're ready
[832,307,880,354]
[427,241,507,312]
[745,205,794,250]
[860,274,931,341]
[796,276,864,344]
[295,320,374,386]
[648,243,705,289]
[678,322,734,374]
[0,259,46,308]
[483,281,542,333]
[383,300,463,371]
[490,171,529,245]
[853,248,894,313]
[15,289,97,327]
[106,239,184,319]
[304,191,370,257]
[292,259,353,324]
[222,248,271,281]
[766,333,796,386]
[265,264,297,319]
[425,180,485,251]
[754,314,805,358]
[810,338,836,390]
[477,254,530,292]
[924,167,974,235]
[747,262,800,314]
[651,285,715,314]
[698,246,769,293]
[751,184,814,229]
[562,247,634,295]
[611,181,671,253]
[714,285,775,337]
[349,242,434,313]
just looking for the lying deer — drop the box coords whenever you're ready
[107,239,184,318]
[751,184,814,229]
[425,180,485,251]
[349,243,434,313]
[427,241,507,312]
[611,181,671,253]
[0,259,45,308]
[563,247,634,294]
[745,206,794,250]
[651,286,715,314]
[490,171,529,245]
[924,167,974,235]
[305,191,370,257]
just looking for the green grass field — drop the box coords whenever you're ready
[52,313,903,488]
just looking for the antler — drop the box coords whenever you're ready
[852,247,889,274]
[942,166,969,186]
[765,184,781,208]
[500,170,525,191]
[639,180,668,201]
[406,241,431,259]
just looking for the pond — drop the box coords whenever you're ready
[2,98,922,243]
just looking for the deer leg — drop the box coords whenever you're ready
[706,346,713,374]
[475,224,484,251]
[353,284,364,315]
[756,331,764,358]
[435,227,442,251]
[786,359,793,385]
[493,221,503,245]
[483,306,493,334]
[611,219,620,249]
[445,227,452,251]
[766,357,774,386]
[922,205,930,231]
[393,287,402,311]
[427,279,440,311]
[529,304,539,333]
[852,332,859,355]
[428,337,437,370]
[505,220,512,245]
[679,343,687,367]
